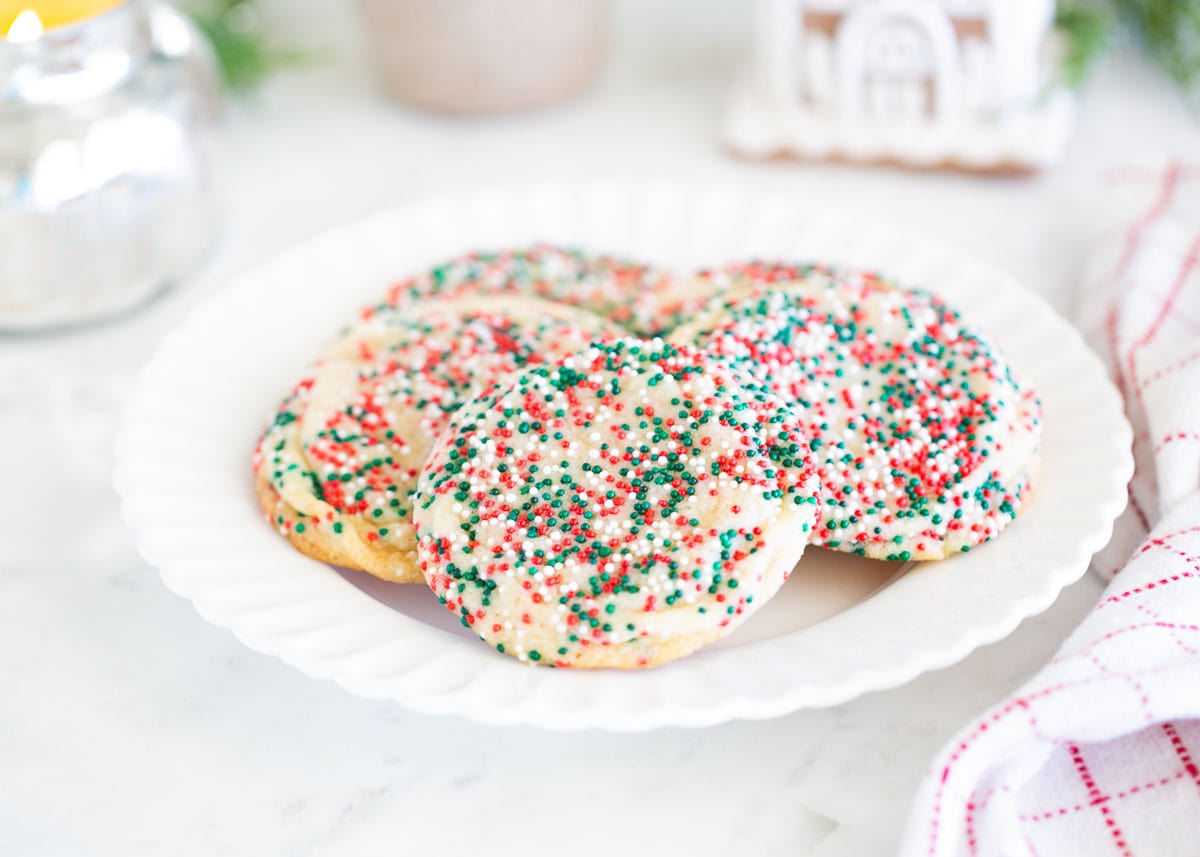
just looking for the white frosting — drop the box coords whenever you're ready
[727,0,1076,169]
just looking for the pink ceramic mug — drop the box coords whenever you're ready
[356,0,608,113]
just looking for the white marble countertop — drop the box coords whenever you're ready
[4,3,1199,855]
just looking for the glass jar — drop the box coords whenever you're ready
[0,1,221,331]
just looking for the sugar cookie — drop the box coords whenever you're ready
[673,263,1041,560]
[380,244,682,336]
[254,295,625,582]
[413,338,821,667]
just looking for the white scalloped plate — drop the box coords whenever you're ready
[114,184,1132,731]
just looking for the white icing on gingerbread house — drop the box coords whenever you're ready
[725,0,1075,170]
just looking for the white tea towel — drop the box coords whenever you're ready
[901,163,1200,857]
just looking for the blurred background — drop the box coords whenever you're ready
[6,0,1200,341]
[3,2,1200,855]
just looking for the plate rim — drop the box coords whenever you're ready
[114,181,1133,731]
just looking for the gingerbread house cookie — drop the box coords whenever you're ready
[724,0,1076,172]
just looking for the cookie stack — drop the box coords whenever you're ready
[253,245,1041,669]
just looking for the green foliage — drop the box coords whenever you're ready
[1054,3,1114,88]
[1114,0,1200,87]
[183,0,308,93]
[1056,0,1200,89]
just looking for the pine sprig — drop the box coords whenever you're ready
[1056,0,1200,90]
[183,0,308,94]
[1114,0,1200,87]
[1054,3,1114,88]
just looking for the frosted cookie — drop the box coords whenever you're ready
[671,263,1041,561]
[253,294,625,583]
[413,338,821,668]
[380,244,684,336]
